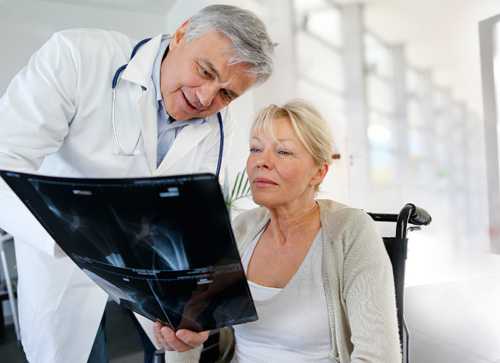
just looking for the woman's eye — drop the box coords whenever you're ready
[250,147,261,153]
[277,149,292,156]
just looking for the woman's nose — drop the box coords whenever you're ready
[255,150,273,169]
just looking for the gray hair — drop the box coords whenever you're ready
[184,4,275,84]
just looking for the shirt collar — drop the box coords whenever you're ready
[152,36,170,105]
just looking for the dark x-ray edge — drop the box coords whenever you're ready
[0,170,258,331]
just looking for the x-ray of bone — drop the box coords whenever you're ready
[0,171,258,331]
[108,206,189,271]
[31,180,128,268]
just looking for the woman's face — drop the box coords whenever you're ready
[246,116,327,209]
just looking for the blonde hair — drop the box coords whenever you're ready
[251,99,334,168]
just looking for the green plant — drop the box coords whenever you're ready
[225,170,251,209]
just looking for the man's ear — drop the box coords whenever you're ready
[171,19,190,49]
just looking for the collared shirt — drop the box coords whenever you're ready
[152,36,206,167]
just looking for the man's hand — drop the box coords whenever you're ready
[154,322,209,352]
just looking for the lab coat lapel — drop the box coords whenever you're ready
[120,34,165,173]
[158,117,215,174]
[137,87,158,173]
[120,34,164,87]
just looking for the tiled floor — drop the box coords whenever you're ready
[405,252,500,363]
[0,302,145,363]
[112,352,143,363]
[0,326,25,363]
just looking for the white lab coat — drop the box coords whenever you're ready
[0,29,233,363]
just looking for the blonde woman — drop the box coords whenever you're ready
[156,100,401,363]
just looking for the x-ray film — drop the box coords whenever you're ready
[0,171,257,331]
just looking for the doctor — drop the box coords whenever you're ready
[0,4,274,363]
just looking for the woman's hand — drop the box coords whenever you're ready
[154,322,209,352]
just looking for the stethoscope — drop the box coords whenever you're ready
[111,38,224,177]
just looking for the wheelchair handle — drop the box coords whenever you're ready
[407,203,432,226]
[368,203,432,240]
[396,203,431,240]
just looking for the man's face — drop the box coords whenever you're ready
[161,23,258,121]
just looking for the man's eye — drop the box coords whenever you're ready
[221,90,233,102]
[198,65,212,79]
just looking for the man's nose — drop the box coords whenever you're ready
[196,82,219,109]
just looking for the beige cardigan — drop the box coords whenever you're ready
[164,199,401,363]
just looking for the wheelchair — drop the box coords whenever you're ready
[154,203,432,363]
[368,203,432,363]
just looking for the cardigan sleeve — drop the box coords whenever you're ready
[341,210,401,363]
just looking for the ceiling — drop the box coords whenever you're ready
[38,0,175,14]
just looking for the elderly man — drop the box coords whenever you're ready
[0,4,274,363]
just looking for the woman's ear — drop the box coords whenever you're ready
[170,19,190,49]
[311,163,329,188]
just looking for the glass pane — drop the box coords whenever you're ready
[368,111,396,151]
[365,33,394,79]
[297,79,345,115]
[495,22,500,118]
[407,68,426,96]
[409,129,430,158]
[433,89,450,111]
[294,0,330,14]
[408,159,436,187]
[305,7,342,48]
[433,113,445,136]
[370,149,397,185]
[296,31,345,93]
[367,74,394,113]
[408,99,426,128]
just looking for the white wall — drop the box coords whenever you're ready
[0,0,169,94]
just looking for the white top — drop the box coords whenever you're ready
[164,201,401,363]
[232,228,333,363]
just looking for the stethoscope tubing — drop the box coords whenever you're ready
[111,38,224,177]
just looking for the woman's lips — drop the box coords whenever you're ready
[253,177,278,186]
